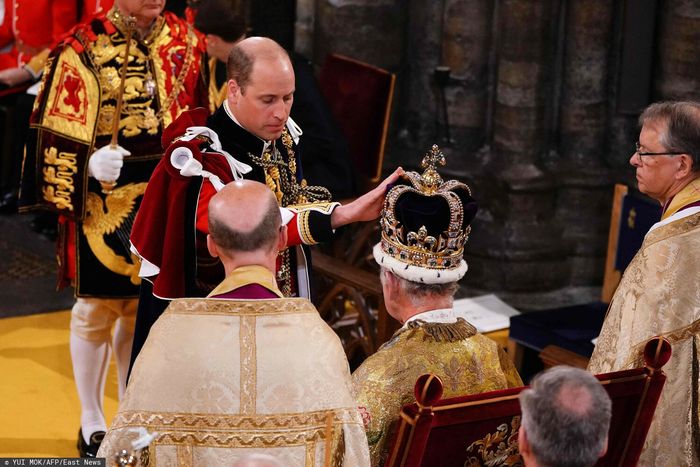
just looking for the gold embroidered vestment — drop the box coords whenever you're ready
[98,297,370,466]
[352,321,523,466]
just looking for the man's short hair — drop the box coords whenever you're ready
[640,100,700,172]
[519,366,612,467]
[194,0,247,42]
[226,38,290,89]
[209,194,280,253]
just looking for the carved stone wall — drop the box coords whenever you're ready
[300,0,700,305]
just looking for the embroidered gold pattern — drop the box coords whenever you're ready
[110,409,359,448]
[297,210,315,245]
[249,129,332,207]
[82,182,147,283]
[85,8,198,139]
[464,416,523,467]
[165,297,317,317]
[40,47,99,143]
[42,147,78,211]
[305,440,316,466]
[240,315,257,415]
[176,445,193,466]
[276,249,293,297]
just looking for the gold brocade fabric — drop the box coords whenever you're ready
[98,297,370,466]
[588,210,700,466]
[208,57,227,113]
[351,322,523,467]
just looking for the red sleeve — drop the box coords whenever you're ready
[0,7,14,49]
[286,213,302,246]
[51,0,80,45]
[196,180,217,234]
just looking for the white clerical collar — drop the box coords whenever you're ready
[401,307,456,331]
[223,100,273,153]
[648,206,700,234]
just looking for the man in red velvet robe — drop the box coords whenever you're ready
[99,180,371,466]
[128,36,401,372]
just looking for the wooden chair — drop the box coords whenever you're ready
[385,337,671,467]
[312,54,399,362]
[317,53,396,189]
[508,184,660,371]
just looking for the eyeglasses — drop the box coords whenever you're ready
[634,142,685,165]
[635,141,684,157]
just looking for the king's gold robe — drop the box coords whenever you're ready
[589,179,700,466]
[98,297,370,466]
[352,318,522,466]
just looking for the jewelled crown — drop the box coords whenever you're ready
[373,145,478,284]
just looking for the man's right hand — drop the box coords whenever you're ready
[88,145,131,182]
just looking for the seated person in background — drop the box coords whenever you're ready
[192,0,356,199]
[351,146,523,466]
[519,366,612,467]
[99,180,371,466]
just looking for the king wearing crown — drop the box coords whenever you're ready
[351,145,523,466]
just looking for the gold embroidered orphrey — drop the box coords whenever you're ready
[97,297,371,465]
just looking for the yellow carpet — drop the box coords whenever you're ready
[0,310,118,457]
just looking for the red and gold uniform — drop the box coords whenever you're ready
[0,0,114,72]
[20,6,208,297]
[18,4,208,455]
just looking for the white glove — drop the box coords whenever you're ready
[88,144,130,182]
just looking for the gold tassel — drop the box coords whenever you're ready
[407,318,477,342]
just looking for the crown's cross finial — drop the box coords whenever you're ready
[420,144,446,191]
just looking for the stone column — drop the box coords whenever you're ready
[467,0,569,296]
[389,0,444,170]
[312,0,405,70]
[440,0,496,175]
[295,0,315,59]
[556,0,615,286]
[654,0,700,100]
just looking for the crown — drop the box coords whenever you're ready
[373,145,477,284]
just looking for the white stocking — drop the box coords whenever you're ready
[70,331,110,442]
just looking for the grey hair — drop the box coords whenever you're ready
[381,268,459,301]
[639,100,700,172]
[519,366,612,467]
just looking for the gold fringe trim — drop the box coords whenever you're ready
[406,317,477,342]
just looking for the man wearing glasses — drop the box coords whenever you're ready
[589,101,700,466]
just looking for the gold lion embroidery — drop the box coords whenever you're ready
[42,147,78,211]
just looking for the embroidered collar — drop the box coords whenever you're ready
[661,177,700,220]
[401,307,457,330]
[207,265,283,298]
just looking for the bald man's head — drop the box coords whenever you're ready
[208,180,281,254]
[227,36,291,90]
